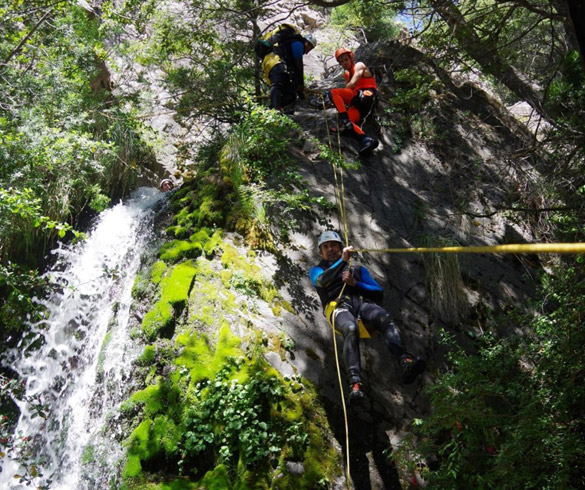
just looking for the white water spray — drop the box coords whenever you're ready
[0,187,164,489]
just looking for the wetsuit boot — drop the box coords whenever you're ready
[358,135,379,155]
[400,355,426,384]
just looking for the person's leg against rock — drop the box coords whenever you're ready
[334,309,365,402]
[360,303,426,384]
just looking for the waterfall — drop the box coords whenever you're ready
[0,187,164,489]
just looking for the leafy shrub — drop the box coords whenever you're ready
[415,262,585,489]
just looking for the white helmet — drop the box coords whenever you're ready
[304,33,317,48]
[318,230,342,248]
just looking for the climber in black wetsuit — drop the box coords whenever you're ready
[309,231,426,402]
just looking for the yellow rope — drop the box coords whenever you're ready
[320,93,352,489]
[330,284,352,489]
[354,243,585,254]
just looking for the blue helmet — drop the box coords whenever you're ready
[318,230,342,248]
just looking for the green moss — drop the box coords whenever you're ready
[132,271,146,300]
[219,244,279,304]
[141,301,173,341]
[141,261,197,340]
[124,454,142,478]
[137,345,156,366]
[204,230,223,257]
[123,178,343,487]
[152,414,181,455]
[159,240,202,262]
[150,261,167,284]
[175,323,243,384]
[81,444,95,465]
[130,378,181,418]
[162,261,197,306]
[125,420,152,474]
[96,330,112,375]
[165,225,191,239]
[197,464,232,489]
[189,228,210,244]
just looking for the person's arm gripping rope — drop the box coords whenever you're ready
[310,257,346,288]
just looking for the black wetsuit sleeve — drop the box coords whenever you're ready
[309,258,346,288]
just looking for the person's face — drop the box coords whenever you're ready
[304,41,314,54]
[337,52,353,70]
[320,241,342,261]
[161,181,173,192]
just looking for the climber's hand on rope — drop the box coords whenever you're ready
[341,269,356,286]
[342,246,354,262]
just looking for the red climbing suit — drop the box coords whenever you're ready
[330,65,377,135]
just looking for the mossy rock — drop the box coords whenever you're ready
[141,261,197,340]
[159,240,202,262]
[197,464,233,489]
[150,261,167,285]
[137,345,156,366]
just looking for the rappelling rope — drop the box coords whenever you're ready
[353,243,585,255]
[330,284,351,489]
[320,93,352,489]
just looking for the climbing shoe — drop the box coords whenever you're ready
[400,355,426,384]
[333,115,353,134]
[358,136,379,155]
[347,382,365,404]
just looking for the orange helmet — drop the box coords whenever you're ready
[335,47,354,63]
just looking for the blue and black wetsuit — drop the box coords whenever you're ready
[310,258,408,385]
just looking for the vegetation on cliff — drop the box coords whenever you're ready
[1,0,585,488]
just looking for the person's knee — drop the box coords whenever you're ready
[343,321,359,338]
[374,311,393,329]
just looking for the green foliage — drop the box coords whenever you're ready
[122,322,336,488]
[137,345,157,366]
[419,235,467,324]
[182,360,307,470]
[0,373,51,488]
[0,1,156,343]
[415,263,585,488]
[0,263,49,338]
[168,104,328,250]
[115,0,258,128]
[331,0,401,41]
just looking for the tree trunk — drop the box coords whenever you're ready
[429,0,546,115]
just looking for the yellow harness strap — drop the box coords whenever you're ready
[325,301,371,339]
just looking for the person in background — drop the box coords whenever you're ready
[160,179,174,192]
[329,47,379,155]
[262,28,317,114]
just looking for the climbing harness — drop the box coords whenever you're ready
[325,299,372,339]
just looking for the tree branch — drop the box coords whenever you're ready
[1,8,53,67]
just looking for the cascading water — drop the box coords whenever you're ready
[0,187,165,489]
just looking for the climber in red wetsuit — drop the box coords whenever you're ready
[329,47,379,155]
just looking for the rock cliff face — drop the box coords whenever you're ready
[122,37,547,489]
[259,39,544,488]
